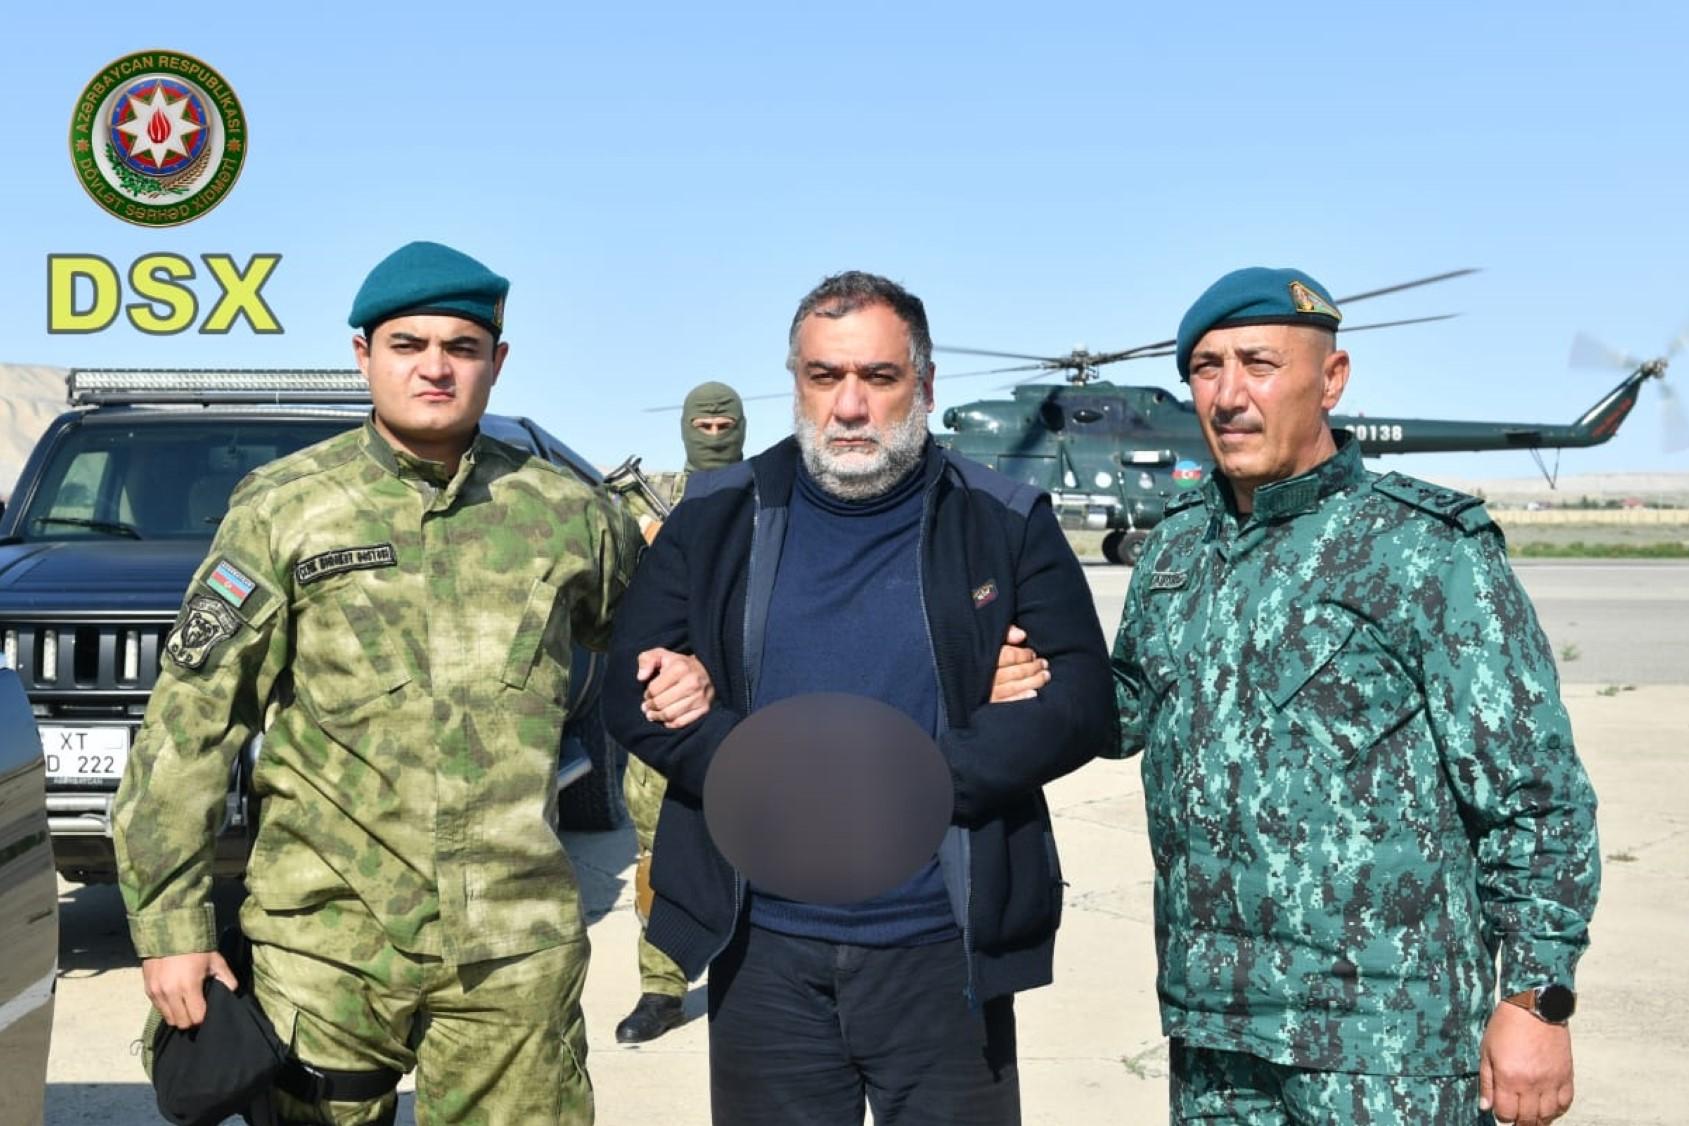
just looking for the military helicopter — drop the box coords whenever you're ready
[651,272,1681,565]
[932,273,1685,563]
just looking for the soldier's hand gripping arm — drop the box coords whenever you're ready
[566,495,712,731]
[638,649,716,728]
[113,497,289,1026]
[605,498,745,797]
[990,624,1050,702]
[1421,527,1598,1123]
[938,500,1117,822]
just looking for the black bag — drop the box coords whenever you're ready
[150,975,287,1126]
[148,925,402,1125]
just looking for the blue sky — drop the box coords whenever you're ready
[6,2,1688,480]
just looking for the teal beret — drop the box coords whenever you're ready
[349,241,509,337]
[1175,267,1341,380]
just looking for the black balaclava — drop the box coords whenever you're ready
[681,382,746,470]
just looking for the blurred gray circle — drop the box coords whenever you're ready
[703,693,954,905]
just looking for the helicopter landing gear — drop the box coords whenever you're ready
[1102,530,1147,567]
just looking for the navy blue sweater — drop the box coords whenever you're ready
[748,457,959,945]
[604,437,1117,1002]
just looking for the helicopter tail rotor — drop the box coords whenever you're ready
[1568,332,1640,372]
[1570,331,1686,453]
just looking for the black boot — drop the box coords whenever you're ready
[615,992,687,1044]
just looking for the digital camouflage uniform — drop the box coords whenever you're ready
[615,467,691,999]
[116,420,640,1124]
[1110,435,1599,1122]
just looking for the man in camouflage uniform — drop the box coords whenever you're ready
[115,241,642,1124]
[608,381,745,1044]
[1109,268,1599,1126]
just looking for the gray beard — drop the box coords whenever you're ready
[793,399,930,501]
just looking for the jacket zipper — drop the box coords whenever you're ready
[915,472,977,1007]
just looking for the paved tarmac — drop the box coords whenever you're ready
[39,562,1689,1124]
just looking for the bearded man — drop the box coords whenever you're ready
[603,270,1115,1124]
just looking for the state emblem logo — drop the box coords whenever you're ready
[1288,279,1342,322]
[69,50,247,227]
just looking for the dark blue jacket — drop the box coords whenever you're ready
[604,437,1116,1002]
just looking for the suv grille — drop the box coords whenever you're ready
[2,619,171,697]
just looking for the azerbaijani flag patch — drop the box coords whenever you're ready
[206,558,257,608]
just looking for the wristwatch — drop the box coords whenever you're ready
[1503,984,1577,1024]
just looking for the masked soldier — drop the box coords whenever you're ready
[115,241,642,1124]
[619,382,747,545]
[609,381,745,1044]
[1111,267,1600,1126]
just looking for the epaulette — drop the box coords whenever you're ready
[1371,472,1493,533]
[235,432,362,498]
[1163,489,1208,518]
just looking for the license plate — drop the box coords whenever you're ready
[41,726,131,782]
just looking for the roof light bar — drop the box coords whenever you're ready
[68,369,370,406]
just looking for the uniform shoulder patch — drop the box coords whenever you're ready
[1163,489,1208,518]
[206,559,257,607]
[165,595,241,670]
[1371,472,1493,533]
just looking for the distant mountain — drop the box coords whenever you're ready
[1,365,69,501]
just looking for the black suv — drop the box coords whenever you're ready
[0,370,626,884]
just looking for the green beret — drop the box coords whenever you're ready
[349,241,509,338]
[1175,267,1341,380]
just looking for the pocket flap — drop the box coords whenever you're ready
[501,577,564,692]
[1262,611,1357,711]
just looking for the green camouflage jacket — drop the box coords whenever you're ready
[115,420,639,964]
[1110,436,1599,1076]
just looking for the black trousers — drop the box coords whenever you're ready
[707,926,1019,1125]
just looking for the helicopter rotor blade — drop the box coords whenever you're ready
[1085,347,1177,365]
[645,360,1054,410]
[1082,271,1476,361]
[1076,345,1169,366]
[934,345,1067,364]
[934,268,1479,383]
[1666,321,1689,360]
[644,386,795,412]
[1334,268,1480,306]
[1071,314,1460,372]
[1338,313,1461,334]
[934,364,1050,382]
[1568,332,1639,371]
